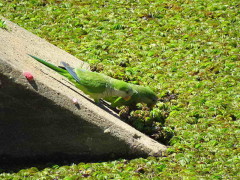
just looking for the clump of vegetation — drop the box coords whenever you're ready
[0,0,239,179]
[0,18,7,30]
[116,92,177,144]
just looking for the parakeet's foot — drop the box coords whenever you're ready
[94,99,102,106]
[101,100,120,113]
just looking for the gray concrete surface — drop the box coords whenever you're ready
[0,18,167,166]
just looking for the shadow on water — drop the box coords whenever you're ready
[0,153,144,173]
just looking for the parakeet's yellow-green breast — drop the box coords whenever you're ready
[28,54,134,102]
[104,84,158,108]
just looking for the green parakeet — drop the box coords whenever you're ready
[28,55,134,103]
[104,84,158,108]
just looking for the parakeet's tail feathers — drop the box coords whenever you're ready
[58,65,66,70]
[61,61,81,83]
[28,54,66,75]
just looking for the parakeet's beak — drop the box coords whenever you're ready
[123,96,131,101]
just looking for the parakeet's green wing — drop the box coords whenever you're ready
[74,69,109,94]
[61,62,108,94]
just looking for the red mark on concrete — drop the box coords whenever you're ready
[23,72,34,81]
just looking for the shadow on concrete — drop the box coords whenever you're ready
[0,75,139,173]
[28,80,38,91]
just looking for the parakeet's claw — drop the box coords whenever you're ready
[94,99,100,103]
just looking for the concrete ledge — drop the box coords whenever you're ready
[0,18,167,165]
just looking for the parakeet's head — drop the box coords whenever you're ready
[134,85,158,108]
[113,81,134,101]
[145,93,158,108]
